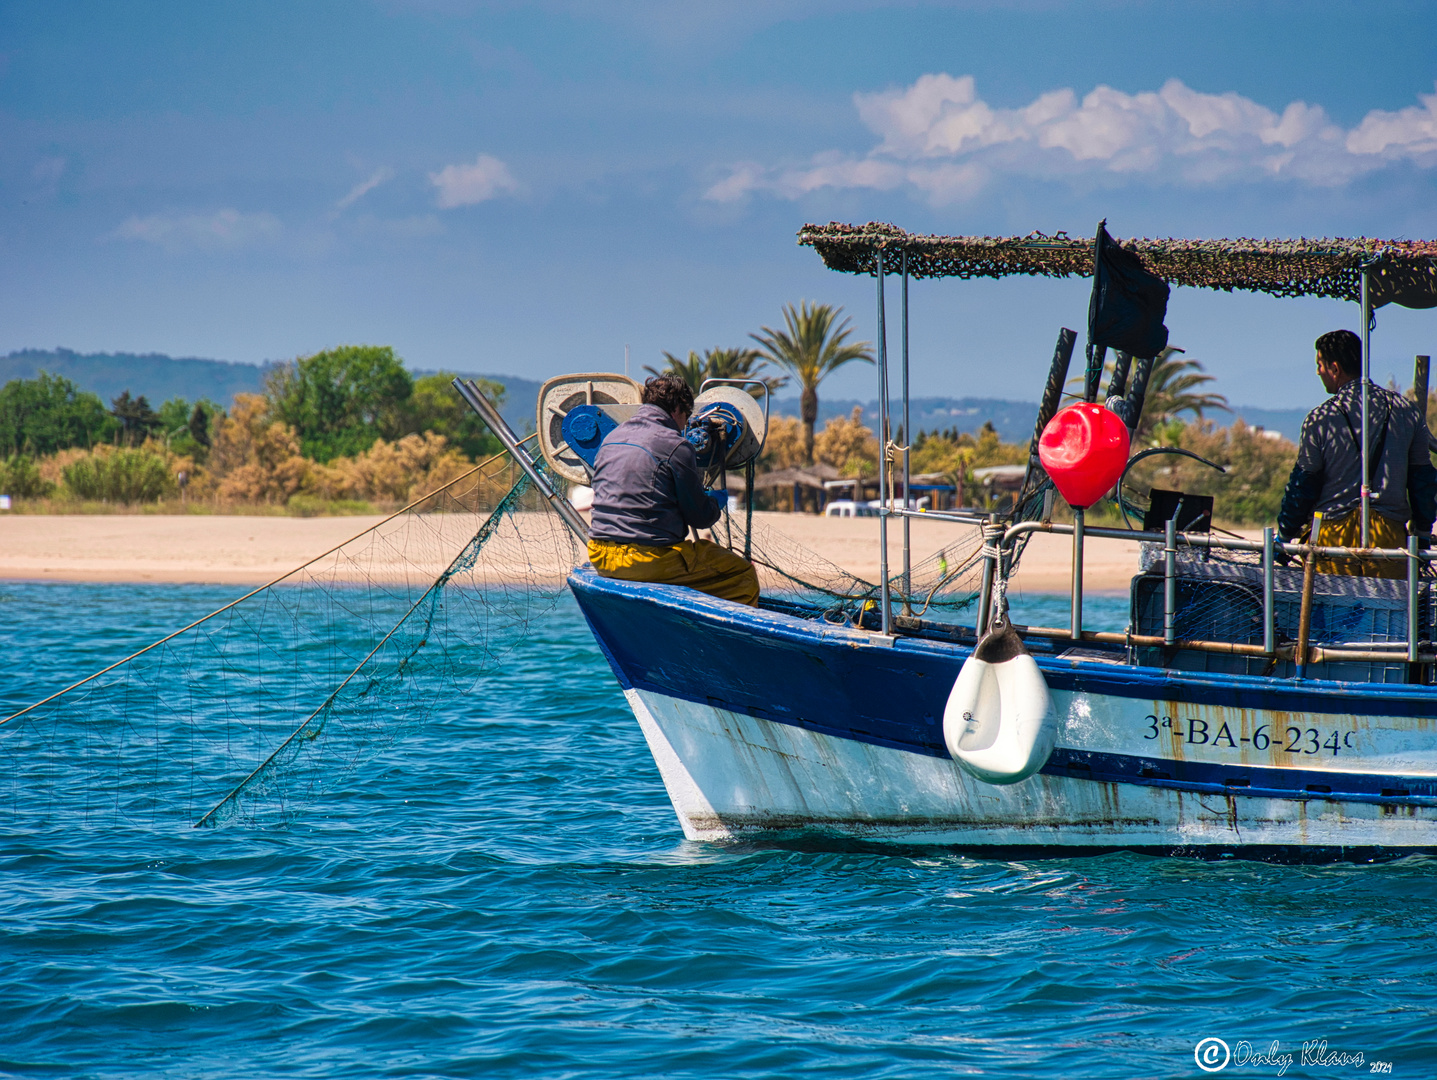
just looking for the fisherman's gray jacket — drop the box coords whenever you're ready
[588,404,723,546]
[1277,378,1437,540]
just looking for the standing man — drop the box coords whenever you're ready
[1278,329,1437,576]
[587,375,760,605]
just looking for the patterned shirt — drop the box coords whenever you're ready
[1277,378,1437,539]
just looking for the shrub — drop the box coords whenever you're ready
[0,454,55,498]
[209,395,311,503]
[62,447,175,503]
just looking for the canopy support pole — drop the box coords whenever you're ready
[901,249,912,614]
[1361,264,1373,548]
[875,245,892,636]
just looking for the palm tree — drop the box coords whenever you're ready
[644,347,786,398]
[750,302,873,465]
[1077,347,1230,442]
[1137,347,1229,442]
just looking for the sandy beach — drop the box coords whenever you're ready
[0,510,1172,593]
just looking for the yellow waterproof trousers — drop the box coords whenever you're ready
[588,538,761,606]
[1311,509,1409,578]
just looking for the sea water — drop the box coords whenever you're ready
[1,581,1434,1078]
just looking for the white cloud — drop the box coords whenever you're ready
[1346,87,1437,158]
[429,154,521,208]
[709,76,1437,205]
[334,167,394,213]
[110,208,282,250]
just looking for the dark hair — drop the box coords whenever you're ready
[1316,329,1362,377]
[642,375,694,416]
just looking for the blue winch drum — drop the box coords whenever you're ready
[561,404,621,474]
[684,402,746,471]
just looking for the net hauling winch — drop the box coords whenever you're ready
[536,374,769,485]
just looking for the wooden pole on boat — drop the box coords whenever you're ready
[901,248,912,614]
[1070,507,1085,640]
[875,243,892,635]
[1414,355,1430,422]
[1107,350,1133,400]
[1360,264,1373,547]
[1018,328,1076,517]
[1295,511,1323,678]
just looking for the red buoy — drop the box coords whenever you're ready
[1038,404,1131,509]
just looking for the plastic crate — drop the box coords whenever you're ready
[1130,561,1428,683]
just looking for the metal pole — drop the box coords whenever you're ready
[901,248,912,614]
[744,459,755,562]
[1164,515,1177,646]
[1361,265,1372,547]
[1409,533,1420,664]
[1071,507,1084,640]
[1262,527,1275,656]
[875,245,892,635]
[976,512,996,636]
[452,377,590,542]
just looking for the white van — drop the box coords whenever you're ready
[824,500,880,518]
[824,497,931,517]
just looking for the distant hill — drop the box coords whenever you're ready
[1,348,273,408]
[0,350,544,432]
[2,349,1307,443]
[776,396,1308,443]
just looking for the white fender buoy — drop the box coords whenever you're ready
[943,621,1056,784]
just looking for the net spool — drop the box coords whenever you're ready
[536,373,642,485]
[685,385,767,482]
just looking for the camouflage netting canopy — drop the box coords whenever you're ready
[798,221,1437,309]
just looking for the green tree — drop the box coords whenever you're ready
[156,397,224,462]
[645,348,786,398]
[751,302,873,465]
[265,345,414,462]
[0,372,116,456]
[407,373,505,460]
[111,390,161,446]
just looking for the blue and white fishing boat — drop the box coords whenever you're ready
[462,222,1437,860]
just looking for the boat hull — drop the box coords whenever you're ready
[570,569,1437,858]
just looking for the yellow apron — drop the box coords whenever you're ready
[588,538,760,606]
[1310,509,1409,578]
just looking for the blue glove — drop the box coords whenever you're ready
[705,488,730,510]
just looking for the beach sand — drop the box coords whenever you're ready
[0,510,1175,592]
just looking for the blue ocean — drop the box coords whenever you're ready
[2,581,1434,1078]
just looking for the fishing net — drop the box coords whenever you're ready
[1,428,996,831]
[0,451,581,830]
[721,508,989,625]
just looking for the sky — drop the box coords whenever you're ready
[2,0,1436,410]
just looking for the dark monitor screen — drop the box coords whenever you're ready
[1142,488,1214,533]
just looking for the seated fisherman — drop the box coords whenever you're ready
[1278,329,1437,576]
[586,375,760,605]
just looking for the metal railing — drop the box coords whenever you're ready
[884,505,1432,671]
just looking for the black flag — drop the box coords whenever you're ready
[1087,221,1169,360]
